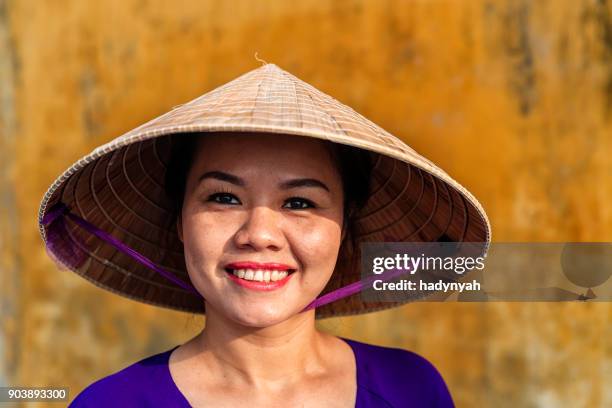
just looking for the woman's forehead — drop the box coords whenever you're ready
[191,132,337,170]
[195,132,328,150]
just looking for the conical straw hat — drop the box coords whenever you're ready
[38,63,491,318]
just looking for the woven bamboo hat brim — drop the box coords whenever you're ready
[38,63,491,318]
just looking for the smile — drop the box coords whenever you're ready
[230,269,289,282]
[224,262,297,291]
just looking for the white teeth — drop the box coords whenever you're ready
[230,268,292,282]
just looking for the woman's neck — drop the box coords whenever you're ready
[192,306,329,388]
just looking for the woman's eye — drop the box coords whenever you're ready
[208,193,240,205]
[283,197,316,210]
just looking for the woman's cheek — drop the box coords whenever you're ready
[189,212,233,246]
[293,223,342,278]
[183,217,228,282]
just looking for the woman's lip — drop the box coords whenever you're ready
[226,270,295,291]
[225,261,295,271]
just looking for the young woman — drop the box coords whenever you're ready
[39,63,491,407]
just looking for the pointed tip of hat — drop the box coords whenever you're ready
[250,61,288,76]
[260,62,280,70]
[252,52,280,71]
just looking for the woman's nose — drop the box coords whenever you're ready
[233,206,285,251]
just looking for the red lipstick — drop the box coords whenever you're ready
[224,261,296,291]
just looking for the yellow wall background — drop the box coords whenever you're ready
[1,0,610,406]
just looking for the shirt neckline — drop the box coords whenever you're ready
[162,337,361,406]
[163,345,192,406]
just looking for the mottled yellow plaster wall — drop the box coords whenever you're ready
[1,0,610,406]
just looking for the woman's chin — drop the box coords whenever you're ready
[227,305,297,328]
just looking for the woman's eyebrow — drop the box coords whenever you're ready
[198,171,329,192]
[198,171,245,186]
[279,178,330,192]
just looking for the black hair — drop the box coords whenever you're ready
[164,132,373,247]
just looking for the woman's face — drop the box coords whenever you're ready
[177,133,345,328]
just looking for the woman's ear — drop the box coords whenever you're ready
[176,214,183,243]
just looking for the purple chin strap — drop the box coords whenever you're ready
[41,202,406,313]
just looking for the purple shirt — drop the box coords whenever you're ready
[69,337,455,407]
